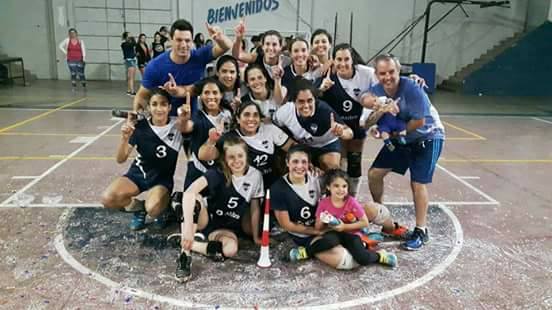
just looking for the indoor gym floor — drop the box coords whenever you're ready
[0,81,550,309]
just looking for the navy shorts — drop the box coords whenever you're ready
[124,165,173,193]
[371,138,444,184]
[310,139,341,166]
[290,234,315,247]
[200,220,250,240]
[183,162,204,190]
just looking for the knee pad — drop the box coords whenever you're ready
[336,250,360,270]
[307,232,341,257]
[206,241,225,262]
[372,203,391,225]
[347,152,362,178]
[171,192,183,222]
[171,192,201,224]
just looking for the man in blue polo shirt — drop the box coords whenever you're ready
[133,19,232,115]
[364,54,445,251]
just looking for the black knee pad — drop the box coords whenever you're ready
[307,231,341,257]
[347,152,362,178]
[171,191,183,221]
[171,192,200,224]
[206,240,225,262]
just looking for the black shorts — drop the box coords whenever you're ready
[124,165,173,193]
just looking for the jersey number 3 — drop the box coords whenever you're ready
[156,145,167,158]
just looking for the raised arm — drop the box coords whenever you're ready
[177,91,194,133]
[231,19,257,63]
[116,116,136,163]
[206,23,232,58]
[272,55,287,105]
[133,86,152,113]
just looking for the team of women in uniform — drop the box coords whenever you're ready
[101,18,446,283]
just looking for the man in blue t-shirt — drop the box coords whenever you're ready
[133,19,232,116]
[363,54,445,251]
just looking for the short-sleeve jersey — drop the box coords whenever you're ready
[189,109,233,173]
[217,123,289,187]
[316,196,366,236]
[370,77,445,142]
[128,117,183,179]
[273,99,344,148]
[141,47,213,115]
[241,92,280,120]
[318,65,376,132]
[281,64,321,91]
[204,167,264,231]
[271,173,321,238]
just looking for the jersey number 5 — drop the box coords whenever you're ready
[227,197,239,209]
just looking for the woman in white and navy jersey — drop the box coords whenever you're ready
[214,55,242,112]
[232,21,291,84]
[101,89,186,230]
[175,136,264,282]
[273,77,353,171]
[281,38,322,91]
[199,101,296,188]
[310,29,333,76]
[316,43,378,195]
[181,78,233,191]
[241,63,286,121]
[271,145,362,270]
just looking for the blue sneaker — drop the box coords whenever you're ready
[402,227,429,251]
[129,211,147,230]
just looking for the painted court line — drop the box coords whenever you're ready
[0,98,87,133]
[532,117,552,125]
[53,205,464,309]
[0,119,124,207]
[70,136,95,144]
[442,120,486,140]
[0,201,497,208]
[0,107,109,112]
[459,176,480,180]
[11,176,39,180]
[436,164,499,204]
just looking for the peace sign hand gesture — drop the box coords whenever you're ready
[231,88,242,112]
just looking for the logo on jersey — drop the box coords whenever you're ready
[354,88,361,97]
[310,123,318,133]
[309,190,316,199]
[242,182,251,192]
[168,133,175,141]
[262,140,269,149]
